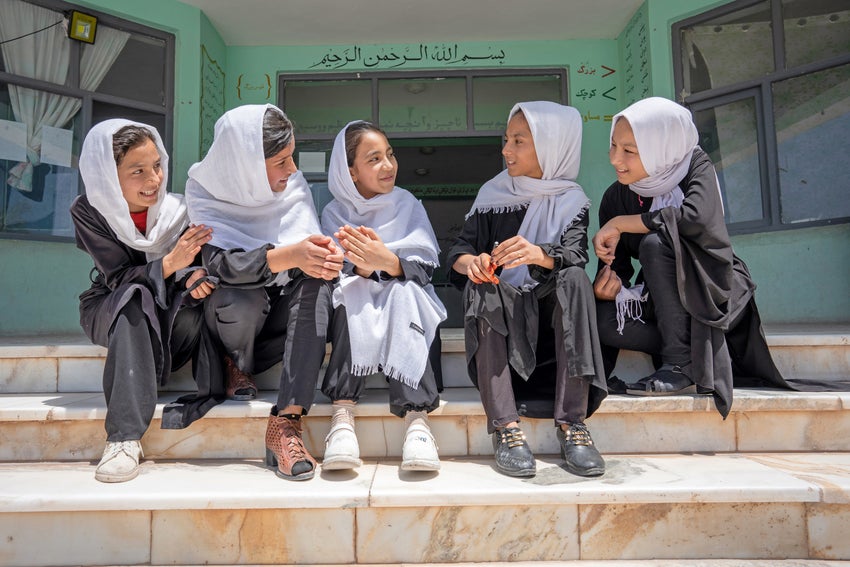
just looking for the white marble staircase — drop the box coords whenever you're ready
[0,326,848,566]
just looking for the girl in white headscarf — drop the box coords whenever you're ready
[318,121,446,472]
[71,119,223,484]
[185,104,343,482]
[448,102,607,479]
[592,96,789,416]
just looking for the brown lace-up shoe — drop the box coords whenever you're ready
[225,356,257,400]
[265,406,316,481]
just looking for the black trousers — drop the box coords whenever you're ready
[95,289,202,441]
[204,277,333,410]
[322,305,440,418]
[467,266,601,435]
[596,231,691,377]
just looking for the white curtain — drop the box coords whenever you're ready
[0,0,129,192]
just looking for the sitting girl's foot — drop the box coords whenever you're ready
[323,401,362,470]
[492,426,536,478]
[401,410,440,471]
[626,364,699,396]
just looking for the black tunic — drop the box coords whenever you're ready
[71,195,224,429]
[597,148,848,417]
[447,206,607,419]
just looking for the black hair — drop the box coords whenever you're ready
[344,121,388,166]
[262,107,294,159]
[112,125,157,166]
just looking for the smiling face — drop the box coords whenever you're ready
[265,137,298,193]
[116,138,163,213]
[348,130,397,199]
[502,111,543,179]
[609,118,649,186]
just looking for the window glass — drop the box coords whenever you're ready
[0,1,69,86]
[472,75,562,131]
[773,62,850,224]
[694,98,764,224]
[679,1,773,95]
[1,84,81,238]
[782,0,850,69]
[93,30,167,107]
[284,80,371,136]
[379,77,467,133]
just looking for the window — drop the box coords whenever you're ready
[0,0,174,241]
[673,0,850,233]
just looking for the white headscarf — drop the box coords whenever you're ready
[322,120,440,267]
[79,119,187,261]
[467,101,590,289]
[185,104,321,284]
[611,97,698,211]
[321,121,446,388]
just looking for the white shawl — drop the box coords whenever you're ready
[79,119,187,261]
[185,104,321,285]
[611,97,698,212]
[466,101,590,289]
[322,121,446,387]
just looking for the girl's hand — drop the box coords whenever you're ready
[185,268,216,299]
[467,252,499,284]
[335,225,401,277]
[593,264,622,301]
[163,224,212,279]
[592,222,621,266]
[491,235,549,269]
[295,235,345,280]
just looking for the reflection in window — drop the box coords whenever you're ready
[679,1,773,95]
[94,31,164,106]
[284,80,371,135]
[0,2,69,86]
[1,85,81,237]
[472,75,562,131]
[774,63,850,224]
[782,0,850,69]
[694,98,763,223]
[379,78,467,133]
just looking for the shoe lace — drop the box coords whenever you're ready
[104,440,142,459]
[564,423,594,447]
[280,419,308,461]
[500,428,527,449]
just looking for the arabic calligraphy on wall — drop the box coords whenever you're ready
[237,73,272,101]
[310,43,507,70]
[200,45,225,156]
[622,4,651,105]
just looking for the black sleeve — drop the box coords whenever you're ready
[202,243,278,288]
[529,208,590,282]
[596,183,637,286]
[71,196,169,296]
[446,211,486,289]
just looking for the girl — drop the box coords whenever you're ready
[319,121,446,472]
[592,96,787,415]
[448,102,607,479]
[185,104,343,481]
[72,119,222,483]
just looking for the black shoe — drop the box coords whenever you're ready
[557,423,605,477]
[492,427,536,478]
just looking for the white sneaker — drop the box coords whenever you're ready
[401,421,440,471]
[323,422,362,469]
[95,440,143,483]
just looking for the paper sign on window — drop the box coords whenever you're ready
[0,119,27,162]
[40,126,74,168]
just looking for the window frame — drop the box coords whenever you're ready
[278,68,569,141]
[671,0,850,234]
[0,0,175,243]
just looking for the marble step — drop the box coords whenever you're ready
[0,452,848,565]
[1,387,848,461]
[1,325,848,394]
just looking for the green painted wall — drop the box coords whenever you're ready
[1,0,846,335]
[0,0,210,335]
